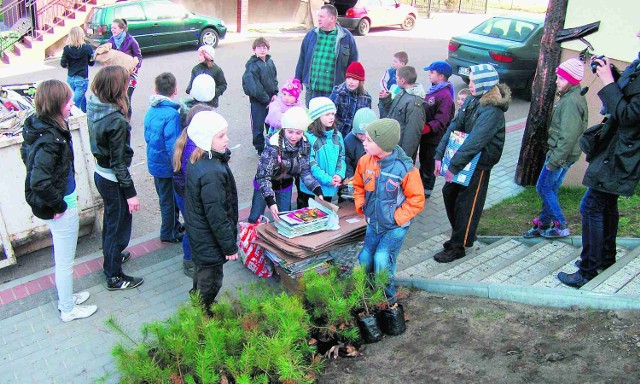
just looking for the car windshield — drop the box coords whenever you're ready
[470,18,538,42]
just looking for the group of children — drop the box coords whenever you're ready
[37,27,586,318]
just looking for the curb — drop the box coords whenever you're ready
[397,277,640,310]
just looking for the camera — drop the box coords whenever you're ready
[590,55,621,80]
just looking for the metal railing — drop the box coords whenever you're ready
[0,0,36,54]
[405,0,488,18]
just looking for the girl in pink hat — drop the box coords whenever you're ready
[265,78,304,134]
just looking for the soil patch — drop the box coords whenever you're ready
[319,289,640,383]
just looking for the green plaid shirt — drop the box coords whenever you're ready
[309,29,337,93]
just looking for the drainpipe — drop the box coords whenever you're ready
[237,0,248,33]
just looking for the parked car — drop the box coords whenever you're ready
[333,0,418,36]
[84,0,227,50]
[446,15,545,100]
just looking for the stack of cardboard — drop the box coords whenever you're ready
[254,201,367,289]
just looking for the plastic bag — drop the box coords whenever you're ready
[238,219,272,278]
[356,312,383,343]
[376,303,406,336]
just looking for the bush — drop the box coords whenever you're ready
[108,286,323,384]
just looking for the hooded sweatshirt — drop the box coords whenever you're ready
[61,44,95,78]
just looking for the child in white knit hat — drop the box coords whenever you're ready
[523,57,588,239]
[248,107,324,223]
[184,110,238,316]
[185,45,227,108]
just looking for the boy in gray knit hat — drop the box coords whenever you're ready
[353,118,425,304]
[433,64,511,263]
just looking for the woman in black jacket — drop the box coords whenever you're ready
[87,66,143,291]
[21,80,97,322]
[184,110,238,316]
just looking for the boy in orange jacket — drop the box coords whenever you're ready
[354,118,425,303]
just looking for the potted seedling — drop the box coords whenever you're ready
[349,267,386,344]
[373,273,407,336]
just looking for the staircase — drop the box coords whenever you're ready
[0,0,101,67]
[396,233,640,310]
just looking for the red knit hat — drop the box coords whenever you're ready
[556,58,584,85]
[346,62,365,81]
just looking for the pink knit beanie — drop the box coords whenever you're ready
[556,58,584,85]
[281,78,302,101]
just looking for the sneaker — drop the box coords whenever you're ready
[557,270,590,288]
[72,291,90,305]
[183,260,195,279]
[60,304,98,322]
[434,248,465,263]
[107,274,144,290]
[523,218,549,238]
[541,222,570,238]
[121,251,131,264]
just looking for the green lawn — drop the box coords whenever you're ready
[477,186,640,238]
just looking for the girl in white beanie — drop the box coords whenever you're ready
[185,46,227,108]
[184,110,238,316]
[248,107,324,223]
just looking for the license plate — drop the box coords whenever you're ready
[458,67,470,76]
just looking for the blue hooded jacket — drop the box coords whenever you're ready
[144,95,182,178]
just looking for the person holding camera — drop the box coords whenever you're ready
[558,31,640,288]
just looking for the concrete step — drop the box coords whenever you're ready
[533,245,630,290]
[586,246,640,294]
[481,240,576,285]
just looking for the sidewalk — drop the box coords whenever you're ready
[0,121,526,383]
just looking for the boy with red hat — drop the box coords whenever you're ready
[523,57,588,239]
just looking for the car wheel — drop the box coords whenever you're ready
[200,27,219,48]
[401,15,416,31]
[355,19,370,36]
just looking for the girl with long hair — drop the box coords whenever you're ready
[61,26,94,112]
[87,65,143,290]
[107,18,142,115]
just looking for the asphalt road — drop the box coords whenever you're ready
[0,20,532,282]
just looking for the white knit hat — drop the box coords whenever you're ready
[198,45,215,61]
[308,97,336,121]
[469,64,499,95]
[556,58,584,85]
[187,111,228,151]
[190,74,216,103]
[281,107,311,131]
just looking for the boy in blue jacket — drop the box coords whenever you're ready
[144,72,183,243]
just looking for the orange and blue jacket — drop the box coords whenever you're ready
[353,146,425,233]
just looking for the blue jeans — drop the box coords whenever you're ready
[174,192,191,261]
[67,76,89,113]
[153,177,180,241]
[45,207,79,313]
[536,157,572,225]
[94,173,132,279]
[248,187,293,223]
[358,225,409,301]
[578,188,619,279]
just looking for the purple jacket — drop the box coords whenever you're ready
[173,136,197,197]
[107,33,142,71]
[423,84,455,145]
[265,96,303,130]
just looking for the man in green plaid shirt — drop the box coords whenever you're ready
[295,4,359,107]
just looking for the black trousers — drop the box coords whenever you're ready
[418,139,437,196]
[250,100,269,153]
[442,168,491,248]
[191,264,224,316]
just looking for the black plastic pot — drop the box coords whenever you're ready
[355,311,383,343]
[376,303,406,336]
